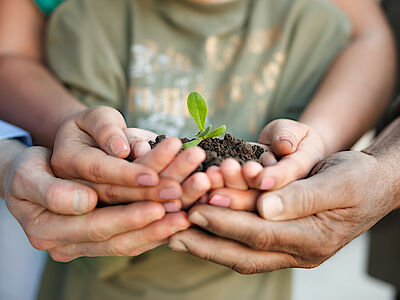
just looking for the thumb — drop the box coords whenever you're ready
[256,171,348,221]
[76,106,130,158]
[259,119,308,157]
[10,147,98,215]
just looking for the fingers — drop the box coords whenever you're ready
[256,168,356,221]
[208,188,260,211]
[219,158,248,190]
[124,128,158,158]
[205,166,224,189]
[23,201,166,250]
[255,150,318,191]
[183,205,324,258]
[86,177,183,206]
[242,161,264,188]
[49,212,190,261]
[169,228,298,274]
[51,144,160,187]
[75,106,130,158]
[160,146,206,182]
[258,119,308,157]
[7,147,97,215]
[181,172,211,208]
[255,130,325,191]
[135,137,182,173]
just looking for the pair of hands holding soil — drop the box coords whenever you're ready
[4,105,397,273]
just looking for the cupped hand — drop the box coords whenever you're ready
[3,146,190,262]
[169,150,396,274]
[207,119,326,199]
[51,106,209,210]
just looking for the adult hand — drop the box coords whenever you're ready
[169,150,398,274]
[51,106,209,210]
[3,146,190,262]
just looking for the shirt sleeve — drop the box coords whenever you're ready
[33,0,65,16]
[0,121,32,146]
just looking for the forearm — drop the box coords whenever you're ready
[0,55,87,147]
[363,116,400,210]
[0,139,27,199]
[300,0,396,155]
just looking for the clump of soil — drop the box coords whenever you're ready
[149,133,265,172]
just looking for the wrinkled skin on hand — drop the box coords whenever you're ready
[170,150,397,274]
[3,146,191,262]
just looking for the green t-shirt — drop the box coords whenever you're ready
[38,1,351,300]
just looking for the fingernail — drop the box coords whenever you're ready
[169,240,188,252]
[259,177,276,190]
[260,194,283,220]
[109,136,130,156]
[163,202,180,213]
[208,194,231,208]
[277,135,295,150]
[159,188,180,200]
[137,174,158,186]
[189,211,209,227]
[73,190,89,213]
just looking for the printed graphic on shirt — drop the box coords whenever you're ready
[128,28,285,138]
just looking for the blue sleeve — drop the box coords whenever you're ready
[0,121,32,146]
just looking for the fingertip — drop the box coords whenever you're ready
[144,201,167,222]
[206,166,224,189]
[163,200,182,213]
[257,193,283,220]
[133,141,151,158]
[272,136,296,156]
[164,137,183,151]
[260,152,278,167]
[242,161,263,179]
[168,211,191,232]
[108,136,131,158]
[220,158,241,172]
[191,172,211,191]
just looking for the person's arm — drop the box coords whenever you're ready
[300,0,396,155]
[169,113,400,273]
[0,0,86,147]
[0,139,27,198]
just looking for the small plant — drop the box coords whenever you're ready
[182,92,227,149]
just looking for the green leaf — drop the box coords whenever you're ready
[187,92,207,131]
[182,138,203,149]
[195,124,212,138]
[205,125,227,139]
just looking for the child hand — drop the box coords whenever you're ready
[250,119,326,190]
[205,119,326,208]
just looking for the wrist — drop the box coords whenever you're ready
[363,118,400,210]
[0,140,27,198]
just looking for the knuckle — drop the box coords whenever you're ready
[28,236,54,251]
[44,184,63,212]
[291,182,315,215]
[87,162,106,183]
[50,152,69,177]
[102,185,122,204]
[87,222,110,242]
[48,249,73,263]
[232,255,260,275]
[247,228,274,251]
[8,169,24,197]
[107,241,128,257]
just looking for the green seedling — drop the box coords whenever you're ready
[183,92,227,149]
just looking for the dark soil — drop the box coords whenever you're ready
[149,133,265,172]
